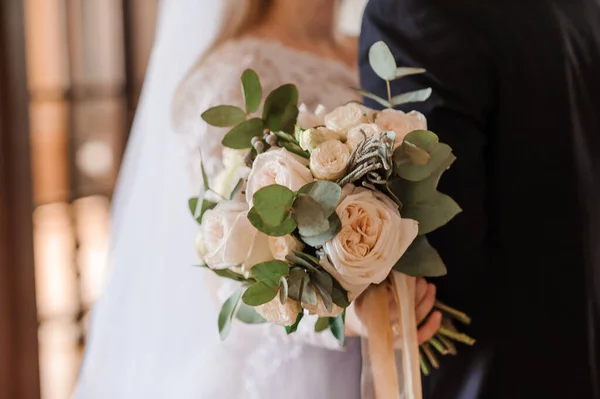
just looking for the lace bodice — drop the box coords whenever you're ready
[172,37,359,374]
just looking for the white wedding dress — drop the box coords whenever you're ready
[74,14,364,399]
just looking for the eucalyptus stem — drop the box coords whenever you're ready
[435,300,472,325]
[419,351,431,376]
[385,80,392,106]
[428,337,448,355]
[438,327,476,346]
[421,342,440,369]
[436,333,457,355]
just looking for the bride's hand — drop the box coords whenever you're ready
[346,278,442,344]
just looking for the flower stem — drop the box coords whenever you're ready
[436,333,457,355]
[428,337,448,355]
[419,350,430,376]
[435,300,472,325]
[421,342,439,369]
[438,327,476,346]
[386,80,392,106]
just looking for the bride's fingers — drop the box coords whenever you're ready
[415,277,428,305]
[415,283,436,324]
[417,311,442,344]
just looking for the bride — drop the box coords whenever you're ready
[74,1,439,398]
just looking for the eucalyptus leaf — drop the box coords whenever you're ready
[329,312,346,345]
[394,143,453,182]
[287,267,308,301]
[248,209,297,237]
[242,282,278,306]
[315,317,330,333]
[202,105,246,127]
[401,192,462,235]
[248,184,297,236]
[221,118,265,149]
[313,281,334,313]
[301,278,317,306]
[331,280,350,308]
[263,84,299,133]
[280,140,310,159]
[273,130,298,144]
[241,69,262,114]
[395,67,426,80]
[293,195,329,237]
[300,212,342,247]
[198,199,217,223]
[218,288,243,340]
[279,276,289,304]
[393,236,447,277]
[403,130,439,152]
[285,312,304,334]
[188,197,199,218]
[250,260,290,289]
[368,41,397,81]
[285,253,318,272]
[397,141,431,166]
[312,270,333,293]
[391,88,432,106]
[297,181,342,217]
[236,302,267,324]
[352,88,392,108]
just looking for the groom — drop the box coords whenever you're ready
[360,0,600,398]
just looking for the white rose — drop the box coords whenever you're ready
[297,126,340,152]
[324,103,368,138]
[345,123,382,152]
[195,231,208,264]
[298,103,327,128]
[309,140,350,181]
[200,201,272,269]
[269,235,304,261]
[245,148,313,206]
[322,185,419,299]
[304,294,344,318]
[255,297,302,326]
[375,109,427,143]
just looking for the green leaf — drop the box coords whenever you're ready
[218,288,243,340]
[300,212,342,247]
[329,312,346,345]
[198,199,217,223]
[273,130,298,144]
[293,195,329,237]
[352,88,391,108]
[235,302,267,324]
[393,236,447,277]
[312,270,333,293]
[229,179,244,200]
[287,267,308,301]
[248,184,297,236]
[211,267,250,282]
[202,105,246,127]
[279,276,289,304]
[242,282,278,306]
[313,280,334,313]
[368,41,397,81]
[221,118,265,149]
[394,143,453,182]
[241,69,262,114]
[188,197,199,218]
[297,181,342,217]
[262,84,299,133]
[331,280,350,308]
[401,192,462,235]
[404,130,439,153]
[285,312,304,334]
[250,260,290,289]
[248,209,297,237]
[301,278,317,306]
[315,317,330,333]
[395,67,426,80]
[280,140,310,159]
[200,155,210,191]
[391,88,432,106]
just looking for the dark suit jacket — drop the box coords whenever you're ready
[360,1,600,398]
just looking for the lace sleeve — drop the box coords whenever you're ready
[172,46,344,350]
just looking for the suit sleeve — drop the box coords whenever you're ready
[359,0,496,305]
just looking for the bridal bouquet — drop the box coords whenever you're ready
[191,42,474,398]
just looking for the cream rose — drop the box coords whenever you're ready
[245,148,313,206]
[345,123,382,152]
[324,103,368,138]
[213,148,250,200]
[309,140,350,181]
[322,185,419,299]
[199,201,272,270]
[255,297,302,326]
[375,109,427,143]
[297,126,340,152]
[269,235,304,261]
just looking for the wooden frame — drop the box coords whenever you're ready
[0,1,41,398]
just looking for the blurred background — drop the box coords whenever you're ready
[2,1,159,398]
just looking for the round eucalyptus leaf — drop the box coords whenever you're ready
[218,288,243,340]
[298,181,342,217]
[241,69,262,114]
[221,118,265,149]
[248,209,297,237]
[293,195,329,237]
[236,302,267,324]
[401,192,462,235]
[394,143,453,182]
[391,88,432,106]
[242,282,278,306]
[368,41,397,81]
[404,130,439,153]
[250,260,290,289]
[262,84,299,133]
[392,236,447,277]
[300,213,342,247]
[248,185,297,236]
[202,105,246,127]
